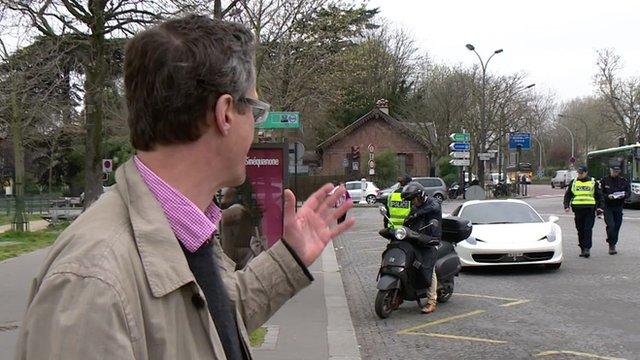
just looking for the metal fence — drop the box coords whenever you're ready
[0,195,59,215]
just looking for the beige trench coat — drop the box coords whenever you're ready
[15,159,311,359]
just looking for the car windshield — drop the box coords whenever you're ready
[460,202,543,224]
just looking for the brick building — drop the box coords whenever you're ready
[316,100,432,177]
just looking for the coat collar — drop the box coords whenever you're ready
[115,159,195,297]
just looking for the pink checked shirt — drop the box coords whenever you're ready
[134,156,222,253]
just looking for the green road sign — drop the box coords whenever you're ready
[256,112,300,129]
[449,133,470,142]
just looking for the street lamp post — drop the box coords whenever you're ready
[558,114,589,155]
[557,122,575,165]
[466,44,503,188]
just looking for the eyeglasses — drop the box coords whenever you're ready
[239,97,270,124]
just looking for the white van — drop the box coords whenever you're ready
[551,170,578,188]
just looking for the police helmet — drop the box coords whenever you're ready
[401,182,425,201]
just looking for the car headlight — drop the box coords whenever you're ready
[395,227,407,240]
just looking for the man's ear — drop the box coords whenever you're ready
[212,94,234,136]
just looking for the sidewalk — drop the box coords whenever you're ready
[0,219,49,234]
[253,238,361,360]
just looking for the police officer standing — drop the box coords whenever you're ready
[600,164,630,255]
[384,175,412,228]
[564,165,604,258]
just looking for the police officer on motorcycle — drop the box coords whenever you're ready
[401,182,441,314]
[385,175,413,228]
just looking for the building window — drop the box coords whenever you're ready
[397,154,407,175]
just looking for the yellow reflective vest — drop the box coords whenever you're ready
[387,191,411,228]
[571,179,596,206]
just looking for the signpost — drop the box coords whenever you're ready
[450,159,471,166]
[450,151,470,159]
[449,133,471,142]
[449,142,471,151]
[256,112,301,129]
[508,133,532,150]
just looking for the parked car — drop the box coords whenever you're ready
[551,170,577,188]
[345,181,380,204]
[376,177,447,203]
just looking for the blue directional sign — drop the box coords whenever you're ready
[508,132,532,150]
[449,142,471,151]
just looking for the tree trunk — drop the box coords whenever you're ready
[83,6,108,208]
[214,0,222,19]
[10,80,27,232]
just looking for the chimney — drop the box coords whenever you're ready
[375,99,389,115]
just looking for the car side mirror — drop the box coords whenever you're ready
[548,215,559,223]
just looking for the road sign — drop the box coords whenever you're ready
[449,133,470,142]
[450,159,470,166]
[369,168,375,175]
[449,142,471,151]
[477,152,492,158]
[569,156,576,164]
[368,144,375,153]
[450,151,470,159]
[368,160,375,169]
[102,159,113,173]
[342,159,349,168]
[256,112,300,129]
[508,133,532,150]
[488,149,499,153]
[352,162,359,171]
[478,156,491,161]
[537,168,545,177]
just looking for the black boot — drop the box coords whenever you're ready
[584,248,590,258]
[579,248,587,257]
[609,245,618,255]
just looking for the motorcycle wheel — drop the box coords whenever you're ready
[375,289,397,319]
[437,280,454,303]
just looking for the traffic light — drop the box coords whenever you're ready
[351,146,360,161]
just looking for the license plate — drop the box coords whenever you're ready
[507,252,523,258]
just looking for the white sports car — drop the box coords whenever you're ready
[450,199,563,269]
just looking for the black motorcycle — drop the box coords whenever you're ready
[374,208,472,319]
[448,182,461,199]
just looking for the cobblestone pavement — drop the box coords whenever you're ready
[335,199,640,359]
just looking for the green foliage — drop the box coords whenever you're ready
[249,327,268,348]
[375,150,399,187]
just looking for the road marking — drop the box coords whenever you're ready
[535,350,626,360]
[403,332,508,344]
[456,293,530,307]
[397,310,486,334]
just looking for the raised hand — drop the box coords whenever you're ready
[283,184,355,266]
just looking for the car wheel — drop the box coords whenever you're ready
[434,193,445,203]
[546,263,561,270]
[366,195,377,204]
[551,183,555,189]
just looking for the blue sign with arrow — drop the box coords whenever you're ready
[449,142,471,151]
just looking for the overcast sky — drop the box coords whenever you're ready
[368,0,640,101]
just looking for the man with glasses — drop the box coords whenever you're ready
[16,15,354,359]
[600,164,631,255]
[564,165,604,258]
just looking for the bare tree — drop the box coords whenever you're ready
[1,0,181,207]
[595,49,640,145]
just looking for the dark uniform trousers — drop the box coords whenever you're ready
[604,205,624,246]
[573,207,596,249]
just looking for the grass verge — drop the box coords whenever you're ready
[249,327,268,347]
[0,213,44,226]
[0,222,69,261]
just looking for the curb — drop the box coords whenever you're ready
[322,240,361,360]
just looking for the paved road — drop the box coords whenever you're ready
[335,197,640,359]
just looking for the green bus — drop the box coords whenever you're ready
[587,144,640,206]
